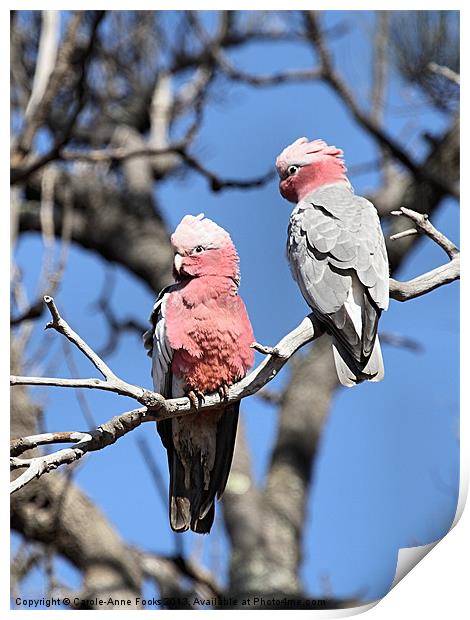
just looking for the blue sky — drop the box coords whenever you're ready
[12,10,459,605]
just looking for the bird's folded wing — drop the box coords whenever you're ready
[143,284,177,397]
[289,186,389,360]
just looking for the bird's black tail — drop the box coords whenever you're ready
[157,403,240,534]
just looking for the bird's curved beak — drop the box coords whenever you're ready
[174,253,183,274]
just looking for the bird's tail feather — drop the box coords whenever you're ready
[164,403,240,534]
[332,335,384,387]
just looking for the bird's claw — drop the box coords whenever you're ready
[187,389,205,409]
[218,383,230,402]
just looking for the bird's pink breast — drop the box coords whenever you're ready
[165,277,254,393]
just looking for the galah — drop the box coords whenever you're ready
[143,214,254,533]
[276,137,389,387]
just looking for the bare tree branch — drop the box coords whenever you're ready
[59,144,275,193]
[390,260,459,302]
[428,62,460,85]
[216,53,323,86]
[11,179,72,329]
[10,543,45,602]
[304,11,459,201]
[379,331,423,352]
[178,150,275,192]
[371,12,389,123]
[10,300,322,492]
[13,11,75,156]
[10,299,45,326]
[22,11,60,131]
[11,298,322,416]
[389,207,460,301]
[390,206,459,259]
[44,296,119,381]
[11,11,106,185]
[89,268,147,357]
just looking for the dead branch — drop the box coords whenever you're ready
[10,297,319,415]
[389,207,460,301]
[13,11,75,156]
[390,207,459,259]
[9,415,145,494]
[177,150,275,193]
[379,331,423,352]
[428,62,460,86]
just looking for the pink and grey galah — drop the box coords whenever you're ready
[276,137,389,387]
[144,214,254,533]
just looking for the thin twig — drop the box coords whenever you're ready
[390,207,459,259]
[43,296,117,380]
[371,12,389,123]
[250,342,280,356]
[428,62,460,86]
[60,144,275,193]
[389,207,460,301]
[390,228,418,241]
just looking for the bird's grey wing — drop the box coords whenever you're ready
[357,201,389,312]
[288,186,389,362]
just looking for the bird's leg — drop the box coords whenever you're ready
[218,382,230,402]
[186,388,205,409]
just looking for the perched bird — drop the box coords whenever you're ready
[276,137,389,387]
[143,214,254,533]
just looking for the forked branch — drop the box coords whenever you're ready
[389,207,460,301]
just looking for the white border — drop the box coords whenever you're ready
[5,3,466,617]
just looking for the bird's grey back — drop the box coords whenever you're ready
[287,183,389,317]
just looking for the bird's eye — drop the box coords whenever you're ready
[193,246,205,254]
[287,165,299,176]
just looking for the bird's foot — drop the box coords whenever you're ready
[218,382,231,402]
[187,388,205,409]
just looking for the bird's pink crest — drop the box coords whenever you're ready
[171,214,233,253]
[276,137,344,174]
